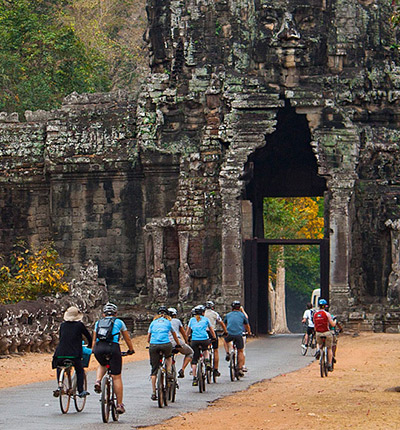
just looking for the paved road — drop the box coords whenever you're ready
[0,334,314,430]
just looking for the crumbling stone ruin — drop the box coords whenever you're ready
[2,0,400,332]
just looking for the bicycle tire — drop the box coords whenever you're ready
[324,348,329,376]
[229,351,235,382]
[59,368,71,414]
[301,334,308,356]
[101,375,111,422]
[206,357,212,384]
[196,360,203,393]
[169,364,177,403]
[73,371,87,412]
[211,349,217,383]
[157,367,165,408]
[310,334,317,355]
[111,384,119,422]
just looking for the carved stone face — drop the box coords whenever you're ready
[253,0,328,76]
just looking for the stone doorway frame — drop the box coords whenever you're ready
[243,238,330,335]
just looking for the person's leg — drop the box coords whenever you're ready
[237,348,245,369]
[95,365,107,389]
[112,374,123,404]
[214,348,219,370]
[74,359,85,394]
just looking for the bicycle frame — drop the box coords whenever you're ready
[100,357,119,422]
[57,359,87,414]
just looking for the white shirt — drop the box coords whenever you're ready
[302,309,315,328]
[204,309,222,330]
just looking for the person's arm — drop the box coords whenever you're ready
[327,313,336,327]
[172,330,181,347]
[186,325,192,338]
[179,326,188,343]
[82,324,93,347]
[240,306,249,319]
[217,319,228,335]
[121,330,135,353]
[91,330,97,349]
[209,326,216,340]
[244,323,251,335]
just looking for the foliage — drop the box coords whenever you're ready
[58,0,147,90]
[391,0,400,28]
[0,0,111,115]
[0,242,69,304]
[264,197,324,295]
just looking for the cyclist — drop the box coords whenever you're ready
[167,307,194,378]
[148,306,182,401]
[92,302,135,415]
[204,300,227,377]
[313,298,336,371]
[325,305,342,363]
[52,306,92,398]
[223,300,251,377]
[301,302,315,347]
[187,304,216,386]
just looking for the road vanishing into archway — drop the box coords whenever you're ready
[0,335,314,430]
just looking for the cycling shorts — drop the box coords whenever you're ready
[306,327,315,336]
[208,332,219,349]
[94,341,122,375]
[224,334,244,350]
[149,342,173,376]
[316,331,333,348]
[190,339,211,364]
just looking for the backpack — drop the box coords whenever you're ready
[96,317,116,342]
[313,310,329,332]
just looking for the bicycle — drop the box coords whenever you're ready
[206,343,215,384]
[301,329,317,356]
[229,341,240,381]
[168,348,179,403]
[57,358,87,414]
[155,351,171,408]
[196,345,207,393]
[319,336,329,378]
[100,351,128,422]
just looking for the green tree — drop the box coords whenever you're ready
[0,0,111,115]
[264,197,324,333]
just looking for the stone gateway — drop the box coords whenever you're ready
[1,0,400,331]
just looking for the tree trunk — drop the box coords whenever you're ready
[269,245,290,334]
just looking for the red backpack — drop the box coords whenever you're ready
[313,310,329,332]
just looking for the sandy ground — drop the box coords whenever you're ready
[1,332,400,429]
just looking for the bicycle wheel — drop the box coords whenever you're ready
[310,334,317,355]
[59,368,71,414]
[197,360,206,393]
[229,352,235,382]
[169,364,177,403]
[211,349,217,383]
[157,367,165,408]
[324,348,329,376]
[111,385,119,422]
[320,350,327,378]
[101,375,111,422]
[301,334,308,356]
[73,371,87,412]
[206,354,212,384]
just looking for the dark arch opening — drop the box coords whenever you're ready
[244,100,327,238]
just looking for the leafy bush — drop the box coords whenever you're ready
[0,242,69,304]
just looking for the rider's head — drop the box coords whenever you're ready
[157,305,168,316]
[205,300,214,309]
[231,300,241,310]
[306,302,313,310]
[318,298,328,309]
[194,305,205,315]
[168,307,178,317]
[103,302,118,316]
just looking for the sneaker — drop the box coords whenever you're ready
[178,369,185,378]
[167,371,174,381]
[238,369,245,377]
[213,369,221,377]
[94,381,101,393]
[205,359,211,370]
[78,390,90,398]
[53,388,60,398]
[315,350,320,360]
[242,366,248,372]
[192,377,198,386]
[151,393,157,401]
[116,403,125,414]
[225,353,230,362]
[328,364,333,372]
[333,356,337,364]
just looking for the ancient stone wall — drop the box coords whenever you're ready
[2,0,400,330]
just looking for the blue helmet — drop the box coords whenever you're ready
[318,298,328,307]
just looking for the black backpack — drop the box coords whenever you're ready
[96,317,116,342]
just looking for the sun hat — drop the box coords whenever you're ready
[64,306,83,321]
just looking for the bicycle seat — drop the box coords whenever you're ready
[59,358,75,367]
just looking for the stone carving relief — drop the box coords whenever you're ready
[178,231,192,302]
[0,260,108,356]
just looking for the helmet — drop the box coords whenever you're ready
[231,300,241,309]
[191,307,196,316]
[157,305,168,315]
[103,302,118,315]
[168,307,177,317]
[318,298,328,307]
[205,300,214,309]
[194,305,205,315]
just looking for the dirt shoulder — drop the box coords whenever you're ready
[1,332,400,429]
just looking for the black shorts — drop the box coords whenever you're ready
[224,334,244,350]
[191,339,211,364]
[94,341,122,375]
[307,327,315,336]
[149,343,173,375]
